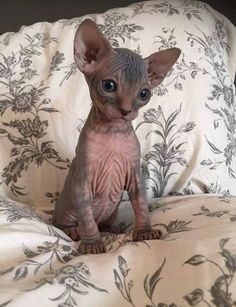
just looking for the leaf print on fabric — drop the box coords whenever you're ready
[114,255,135,306]
[184,255,208,266]
[152,53,203,97]
[153,219,193,240]
[205,180,231,197]
[148,2,180,16]
[137,105,195,197]
[0,197,43,222]
[144,258,166,306]
[49,51,65,73]
[193,205,236,222]
[0,197,71,241]
[113,255,178,307]
[166,54,203,90]
[59,62,77,87]
[154,27,177,50]
[0,239,79,280]
[183,288,206,306]
[185,26,236,180]
[98,12,144,48]
[214,18,231,54]
[50,52,78,87]
[152,27,197,96]
[118,255,130,277]
[48,263,108,306]
[128,2,147,16]
[0,33,70,196]
[0,300,12,307]
[184,238,236,306]
[20,262,108,306]
[147,1,205,20]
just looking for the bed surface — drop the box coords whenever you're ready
[1,194,236,306]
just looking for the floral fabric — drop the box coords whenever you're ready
[0,0,236,211]
[1,1,236,305]
[1,194,236,306]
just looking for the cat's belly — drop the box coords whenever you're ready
[90,152,131,223]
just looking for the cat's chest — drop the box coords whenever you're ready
[82,130,140,194]
[84,129,140,164]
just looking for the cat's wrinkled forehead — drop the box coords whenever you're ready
[108,48,148,85]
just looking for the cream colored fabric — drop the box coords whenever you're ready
[1,1,236,305]
[1,194,236,306]
[0,0,235,211]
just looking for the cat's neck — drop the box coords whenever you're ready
[85,106,133,134]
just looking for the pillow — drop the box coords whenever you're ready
[0,0,235,211]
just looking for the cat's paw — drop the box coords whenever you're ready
[132,228,162,241]
[78,239,106,254]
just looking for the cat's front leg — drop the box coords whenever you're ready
[128,170,162,241]
[76,218,106,255]
[71,183,106,254]
[76,206,106,254]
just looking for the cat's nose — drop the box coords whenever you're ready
[119,108,132,116]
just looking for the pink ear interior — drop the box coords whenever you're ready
[74,19,112,74]
[145,48,181,88]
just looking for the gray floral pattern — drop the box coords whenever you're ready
[0,0,235,210]
[49,263,108,305]
[184,238,236,306]
[184,27,236,179]
[0,33,69,197]
[136,104,195,197]
[1,195,236,306]
[0,1,236,304]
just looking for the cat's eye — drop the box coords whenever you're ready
[102,80,117,92]
[138,89,150,101]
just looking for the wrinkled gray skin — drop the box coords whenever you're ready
[52,19,181,254]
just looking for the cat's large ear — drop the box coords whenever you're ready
[145,48,181,88]
[74,19,112,74]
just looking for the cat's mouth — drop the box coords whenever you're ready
[121,110,138,121]
[101,104,138,122]
[107,111,138,122]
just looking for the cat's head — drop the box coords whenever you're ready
[74,19,181,121]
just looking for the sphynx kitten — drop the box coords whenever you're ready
[53,19,181,254]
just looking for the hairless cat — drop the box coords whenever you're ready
[52,19,181,254]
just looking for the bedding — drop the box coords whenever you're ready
[1,194,236,306]
[0,0,236,306]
